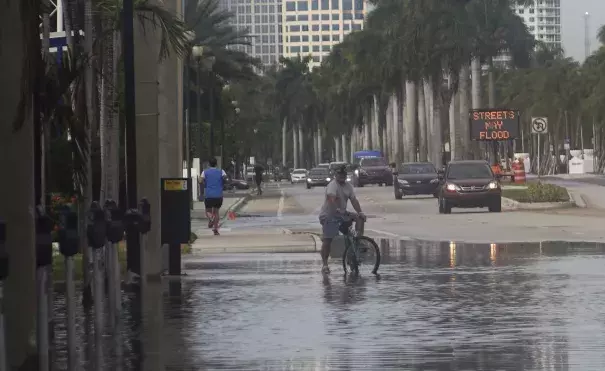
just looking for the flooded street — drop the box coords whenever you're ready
[51,240,605,370]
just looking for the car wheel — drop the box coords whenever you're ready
[488,197,502,212]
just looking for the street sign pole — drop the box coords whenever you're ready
[537,134,541,178]
[531,117,548,178]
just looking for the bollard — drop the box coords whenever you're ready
[58,211,79,371]
[104,200,124,327]
[0,220,8,371]
[87,201,107,360]
[35,206,53,371]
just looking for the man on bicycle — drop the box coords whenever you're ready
[318,164,365,274]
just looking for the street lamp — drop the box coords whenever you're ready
[183,31,195,185]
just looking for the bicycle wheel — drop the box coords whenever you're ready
[342,236,381,275]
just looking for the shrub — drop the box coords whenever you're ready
[526,182,569,202]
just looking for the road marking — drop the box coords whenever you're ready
[277,189,285,220]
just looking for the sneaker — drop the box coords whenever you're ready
[213,229,220,236]
[321,265,330,274]
[208,219,213,229]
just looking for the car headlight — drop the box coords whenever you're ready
[346,177,351,182]
[398,179,408,184]
[430,178,439,184]
[354,169,359,175]
[446,183,460,191]
[307,178,311,182]
[487,181,498,189]
[326,177,331,181]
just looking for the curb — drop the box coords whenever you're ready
[502,196,575,211]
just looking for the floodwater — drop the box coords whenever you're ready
[50,240,605,370]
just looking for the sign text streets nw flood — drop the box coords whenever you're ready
[470,109,520,141]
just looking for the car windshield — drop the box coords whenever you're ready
[361,158,387,166]
[293,169,307,174]
[309,169,328,175]
[401,163,436,174]
[329,163,351,172]
[447,163,493,179]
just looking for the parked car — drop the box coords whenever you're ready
[306,168,331,189]
[437,160,502,214]
[290,168,308,184]
[317,163,330,170]
[351,157,393,187]
[393,162,440,199]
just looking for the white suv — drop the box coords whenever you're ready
[290,168,308,184]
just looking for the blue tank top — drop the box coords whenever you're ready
[204,168,224,198]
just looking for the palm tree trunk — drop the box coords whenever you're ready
[108,31,121,200]
[342,134,348,163]
[418,85,427,162]
[459,63,471,159]
[432,85,444,168]
[363,115,370,149]
[449,90,460,160]
[423,81,432,163]
[405,80,417,162]
[298,125,304,166]
[282,118,287,166]
[392,93,400,163]
[1,1,37,366]
[293,124,299,168]
[487,56,496,107]
[334,137,341,161]
[317,128,323,163]
[372,96,380,150]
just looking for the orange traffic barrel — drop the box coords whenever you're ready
[513,160,526,184]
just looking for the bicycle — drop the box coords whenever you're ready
[337,213,381,275]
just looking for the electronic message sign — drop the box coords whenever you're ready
[470,109,520,141]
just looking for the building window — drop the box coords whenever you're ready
[298,14,308,21]
[322,35,330,41]
[333,34,340,41]
[313,45,320,52]
[354,0,363,10]
[343,12,353,20]
[321,0,329,10]
[291,35,301,42]
[290,25,300,32]
[332,14,340,20]
[312,35,320,42]
[302,25,309,31]
[322,45,331,52]
[352,23,361,31]
[312,25,320,31]
[297,1,308,11]
[292,46,301,53]
[286,1,295,11]
[312,0,319,10]
[331,0,339,9]
[302,45,309,53]
[313,56,320,62]
[312,14,320,20]
[321,13,330,20]
[344,24,350,30]
[322,24,329,31]
[343,0,352,10]
[355,12,363,20]
[302,35,309,42]
[332,24,339,31]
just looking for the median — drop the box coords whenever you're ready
[501,182,574,210]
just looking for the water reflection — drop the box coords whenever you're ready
[48,239,605,370]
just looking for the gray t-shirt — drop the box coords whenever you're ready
[318,180,357,221]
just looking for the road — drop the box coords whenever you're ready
[225,182,605,243]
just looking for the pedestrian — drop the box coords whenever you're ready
[200,157,228,235]
[253,163,264,195]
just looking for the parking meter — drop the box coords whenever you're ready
[0,219,7,280]
[104,200,124,243]
[123,208,142,235]
[139,198,151,234]
[87,202,107,249]
[36,206,54,267]
[58,211,79,257]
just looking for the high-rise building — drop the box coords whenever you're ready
[217,0,283,67]
[282,0,368,69]
[513,0,562,49]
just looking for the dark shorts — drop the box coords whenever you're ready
[319,216,341,240]
[204,197,223,210]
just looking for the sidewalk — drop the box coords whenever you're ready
[191,191,250,220]
[189,228,318,254]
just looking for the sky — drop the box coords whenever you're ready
[562,0,605,62]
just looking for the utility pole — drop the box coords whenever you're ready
[122,0,140,273]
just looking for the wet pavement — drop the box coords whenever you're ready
[51,239,605,370]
